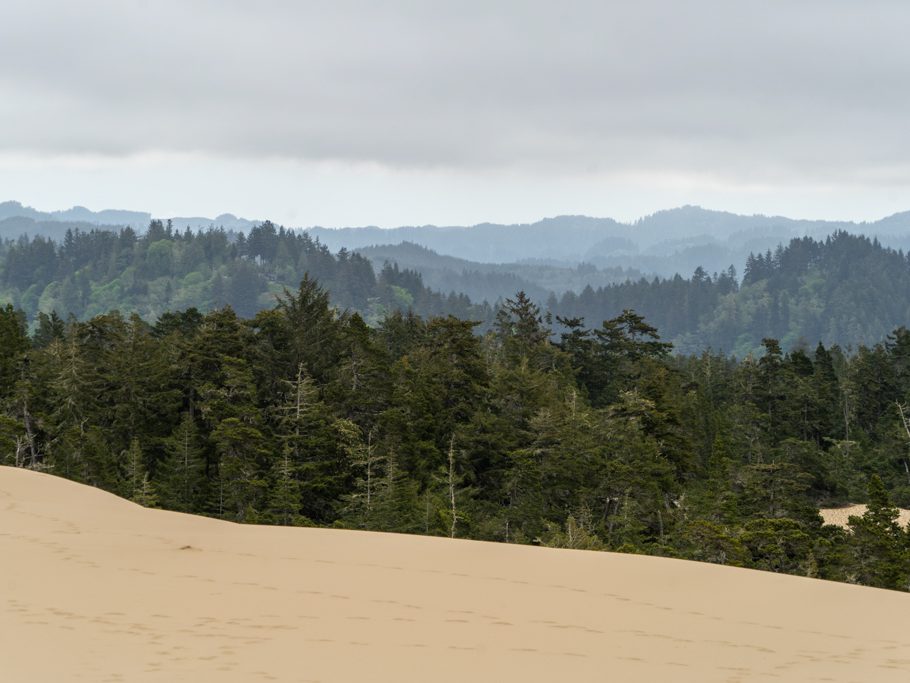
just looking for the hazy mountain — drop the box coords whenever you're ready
[5,200,910,281]
[308,215,625,263]
[0,201,259,236]
[0,216,119,241]
[356,242,642,303]
[167,214,260,233]
[312,206,910,278]
[0,201,151,229]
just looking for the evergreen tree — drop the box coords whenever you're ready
[847,476,909,589]
[341,426,386,529]
[0,304,28,400]
[157,413,205,512]
[266,443,305,526]
[125,438,157,507]
[369,448,422,533]
[211,417,268,521]
[6,267,910,592]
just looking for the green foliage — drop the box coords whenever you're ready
[3,272,910,592]
[0,304,28,399]
[846,476,909,589]
[157,413,206,512]
[549,232,910,354]
[0,222,493,329]
[125,438,157,507]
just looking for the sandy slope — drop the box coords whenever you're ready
[820,504,910,530]
[2,467,909,683]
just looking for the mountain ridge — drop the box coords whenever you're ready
[4,200,910,279]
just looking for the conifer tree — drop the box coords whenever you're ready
[267,444,305,525]
[341,426,386,529]
[271,363,354,522]
[369,448,422,533]
[847,476,908,589]
[43,328,99,481]
[0,304,28,401]
[157,412,205,512]
[125,438,157,507]
[211,417,267,521]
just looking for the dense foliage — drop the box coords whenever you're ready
[550,232,910,355]
[1,282,909,591]
[5,225,910,358]
[0,220,491,325]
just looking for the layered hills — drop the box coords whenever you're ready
[4,201,910,353]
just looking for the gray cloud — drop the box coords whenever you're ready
[1,0,909,184]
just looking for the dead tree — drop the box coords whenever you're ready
[895,402,910,485]
[447,434,458,538]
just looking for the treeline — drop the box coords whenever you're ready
[6,224,910,358]
[549,231,910,355]
[1,284,910,590]
[0,220,491,324]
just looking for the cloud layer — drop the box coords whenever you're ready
[2,1,908,183]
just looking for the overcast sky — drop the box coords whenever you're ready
[1,1,908,226]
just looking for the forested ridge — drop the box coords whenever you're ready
[4,223,910,356]
[2,280,910,591]
[550,231,910,355]
[355,241,643,306]
[0,219,490,325]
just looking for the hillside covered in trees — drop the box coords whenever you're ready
[5,221,910,356]
[549,232,910,355]
[355,241,642,304]
[0,220,490,325]
[2,283,910,591]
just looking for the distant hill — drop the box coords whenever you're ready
[0,221,491,325]
[0,200,151,229]
[308,215,627,264]
[312,207,910,277]
[356,241,642,304]
[549,231,910,355]
[0,216,121,241]
[0,201,259,236]
[6,200,910,304]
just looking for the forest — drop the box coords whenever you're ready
[549,232,910,355]
[1,280,909,591]
[0,220,490,325]
[4,222,910,356]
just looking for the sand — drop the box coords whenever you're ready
[2,467,909,682]
[820,504,910,530]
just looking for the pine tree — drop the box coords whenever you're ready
[211,417,267,521]
[0,304,28,402]
[271,363,354,522]
[125,438,157,507]
[341,426,386,529]
[275,275,343,382]
[157,413,205,512]
[847,475,908,589]
[42,327,100,482]
[267,444,304,525]
[494,291,552,368]
[370,449,422,533]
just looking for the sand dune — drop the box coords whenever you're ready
[2,467,909,682]
[820,504,910,530]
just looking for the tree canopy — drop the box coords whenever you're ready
[2,276,909,591]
